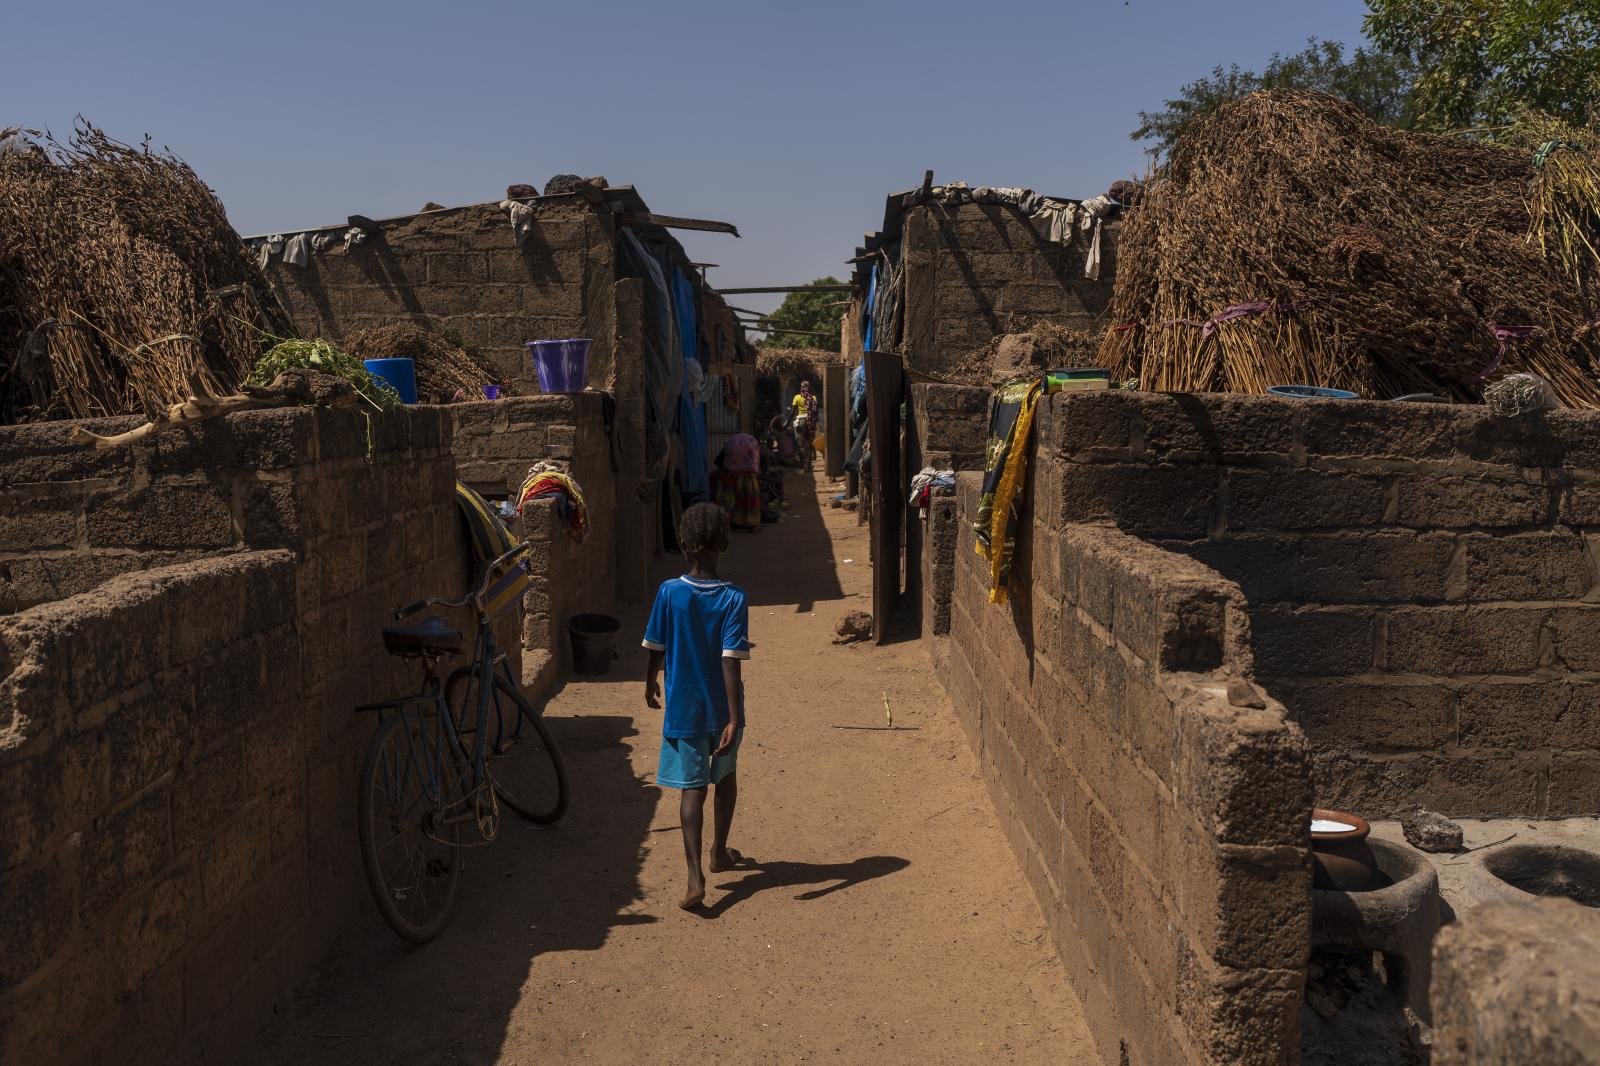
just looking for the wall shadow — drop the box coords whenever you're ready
[242,710,655,1066]
[735,467,845,612]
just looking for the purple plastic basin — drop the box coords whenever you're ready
[527,338,591,393]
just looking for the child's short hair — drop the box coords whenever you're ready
[678,502,730,554]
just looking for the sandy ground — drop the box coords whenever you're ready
[243,467,1096,1065]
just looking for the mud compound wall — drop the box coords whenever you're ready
[0,407,499,1066]
[949,473,1312,1066]
[1432,898,1600,1064]
[910,383,991,638]
[262,196,616,394]
[448,392,621,694]
[1038,390,1600,818]
[900,202,1117,377]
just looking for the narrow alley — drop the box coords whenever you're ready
[241,467,1096,1065]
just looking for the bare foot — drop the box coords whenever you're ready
[708,847,744,873]
[680,881,705,910]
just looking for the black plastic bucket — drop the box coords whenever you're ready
[568,613,622,676]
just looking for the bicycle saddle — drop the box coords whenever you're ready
[382,615,464,657]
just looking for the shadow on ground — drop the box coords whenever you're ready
[697,855,911,919]
[734,466,846,612]
[244,709,656,1066]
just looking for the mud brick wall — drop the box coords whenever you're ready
[0,407,497,1066]
[1,414,239,613]
[949,473,1312,1066]
[899,203,1117,376]
[448,393,619,694]
[262,196,617,394]
[910,383,992,637]
[1432,898,1600,1065]
[1037,390,1600,818]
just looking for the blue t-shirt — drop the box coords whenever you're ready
[642,576,751,738]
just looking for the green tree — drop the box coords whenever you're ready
[1365,0,1600,130]
[1132,38,1419,158]
[755,277,843,351]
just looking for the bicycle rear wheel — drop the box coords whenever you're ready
[358,714,463,942]
[446,668,569,824]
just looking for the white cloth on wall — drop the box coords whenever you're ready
[1077,194,1116,280]
[310,231,337,253]
[500,199,537,245]
[256,234,284,270]
[283,232,310,268]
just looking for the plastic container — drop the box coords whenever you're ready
[1268,384,1358,400]
[567,613,621,676]
[482,384,501,400]
[362,358,418,404]
[527,339,592,393]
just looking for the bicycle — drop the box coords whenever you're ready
[355,541,569,942]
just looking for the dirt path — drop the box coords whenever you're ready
[245,468,1095,1065]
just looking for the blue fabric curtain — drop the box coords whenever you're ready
[862,264,879,352]
[671,268,709,502]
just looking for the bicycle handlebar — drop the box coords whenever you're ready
[392,541,533,621]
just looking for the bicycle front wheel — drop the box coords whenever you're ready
[446,668,569,824]
[358,714,463,942]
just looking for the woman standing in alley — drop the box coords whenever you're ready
[715,432,763,532]
[790,380,819,466]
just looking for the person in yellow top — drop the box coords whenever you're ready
[790,381,818,466]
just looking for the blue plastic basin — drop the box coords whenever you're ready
[1268,384,1358,400]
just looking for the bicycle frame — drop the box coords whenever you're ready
[358,542,533,832]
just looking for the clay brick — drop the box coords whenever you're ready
[1058,461,1219,538]
[1175,946,1302,1066]
[1300,399,1471,461]
[1294,533,1454,604]
[0,498,79,550]
[0,946,113,1064]
[102,688,192,802]
[1396,474,1554,529]
[1173,688,1311,846]
[1251,606,1376,677]
[1278,680,1453,753]
[81,787,172,914]
[1385,605,1543,675]
[86,484,235,550]
[1311,749,1544,816]
[1459,532,1592,601]
[196,804,273,929]
[0,846,76,989]
[1548,605,1600,671]
[1547,752,1600,817]
[225,409,316,471]
[427,252,489,284]
[101,866,196,995]
[1171,818,1311,972]
[172,736,245,854]
[1139,392,1300,464]
[1225,468,1386,531]
[1170,535,1298,605]
[1458,680,1583,750]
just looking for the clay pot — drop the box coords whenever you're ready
[1311,807,1378,891]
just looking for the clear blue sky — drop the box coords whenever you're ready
[6,0,1368,317]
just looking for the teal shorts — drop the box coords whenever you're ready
[657,729,742,790]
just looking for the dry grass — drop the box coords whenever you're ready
[1099,89,1600,407]
[0,121,290,423]
[344,322,499,404]
[755,347,843,382]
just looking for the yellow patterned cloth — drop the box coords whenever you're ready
[973,379,1044,604]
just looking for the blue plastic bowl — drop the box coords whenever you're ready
[1268,384,1358,400]
[363,357,418,404]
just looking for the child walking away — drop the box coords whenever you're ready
[642,503,751,909]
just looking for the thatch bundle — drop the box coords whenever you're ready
[1099,89,1600,407]
[0,121,290,424]
[755,347,842,383]
[344,322,498,404]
